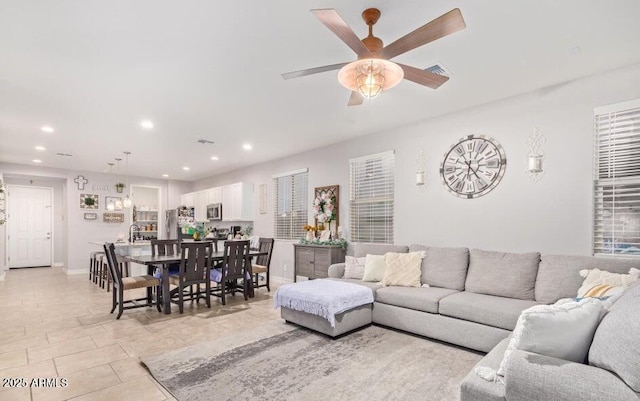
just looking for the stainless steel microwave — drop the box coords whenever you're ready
[207,203,222,221]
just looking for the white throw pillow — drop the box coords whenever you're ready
[496,299,603,376]
[362,254,386,282]
[344,256,366,280]
[577,268,640,298]
[381,251,425,287]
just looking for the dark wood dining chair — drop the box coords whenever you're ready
[103,243,161,319]
[251,238,274,291]
[168,242,213,313]
[211,240,251,305]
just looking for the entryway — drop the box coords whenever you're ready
[7,185,53,268]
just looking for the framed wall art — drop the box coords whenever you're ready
[103,212,125,223]
[80,193,99,209]
[83,212,98,220]
[105,196,122,211]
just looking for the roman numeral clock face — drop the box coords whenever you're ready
[439,135,507,199]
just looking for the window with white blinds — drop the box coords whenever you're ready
[349,151,395,244]
[273,169,308,240]
[593,99,640,256]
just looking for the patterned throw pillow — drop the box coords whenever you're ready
[381,252,425,287]
[577,268,640,298]
[344,256,366,279]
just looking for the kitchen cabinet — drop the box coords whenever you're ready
[194,191,208,222]
[207,187,222,204]
[222,182,254,221]
[180,192,195,208]
[293,244,345,282]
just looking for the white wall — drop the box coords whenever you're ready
[0,162,193,274]
[193,63,640,282]
[0,173,5,279]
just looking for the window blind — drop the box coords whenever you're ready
[593,100,640,256]
[349,151,395,244]
[273,170,308,240]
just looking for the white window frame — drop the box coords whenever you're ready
[593,99,640,257]
[273,168,308,240]
[349,150,395,244]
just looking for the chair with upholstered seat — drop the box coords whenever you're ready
[103,243,161,319]
[168,242,213,313]
[251,237,274,291]
[211,240,251,305]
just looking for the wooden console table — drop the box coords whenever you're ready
[293,243,346,282]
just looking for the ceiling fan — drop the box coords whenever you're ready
[282,8,466,106]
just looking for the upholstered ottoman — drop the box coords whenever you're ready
[275,279,374,337]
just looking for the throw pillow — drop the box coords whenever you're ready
[344,256,366,280]
[362,254,386,282]
[577,268,640,298]
[496,299,603,376]
[381,251,425,287]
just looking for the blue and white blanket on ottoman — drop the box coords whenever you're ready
[274,279,374,327]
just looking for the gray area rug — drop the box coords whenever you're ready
[142,323,482,401]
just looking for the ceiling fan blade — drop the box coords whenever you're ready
[281,62,349,80]
[397,63,449,89]
[381,8,466,60]
[311,9,371,58]
[348,91,364,106]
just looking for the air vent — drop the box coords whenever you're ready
[56,153,73,157]
[197,139,215,145]
[424,63,452,77]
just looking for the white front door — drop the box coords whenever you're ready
[7,186,53,268]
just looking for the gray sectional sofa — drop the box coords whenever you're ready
[327,243,640,401]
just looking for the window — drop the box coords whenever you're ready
[593,99,640,256]
[273,169,308,240]
[349,150,395,243]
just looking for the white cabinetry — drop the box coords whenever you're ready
[222,182,253,221]
[207,187,222,204]
[180,192,195,208]
[194,191,208,222]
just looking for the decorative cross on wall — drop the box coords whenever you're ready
[74,175,88,190]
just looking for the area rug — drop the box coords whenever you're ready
[141,323,482,401]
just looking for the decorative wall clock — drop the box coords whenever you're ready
[440,135,506,199]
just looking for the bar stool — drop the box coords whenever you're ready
[90,252,105,285]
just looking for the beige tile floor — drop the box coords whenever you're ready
[0,266,282,401]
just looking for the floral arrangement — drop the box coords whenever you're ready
[299,237,348,250]
[313,193,335,223]
[303,225,318,232]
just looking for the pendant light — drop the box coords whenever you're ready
[114,159,124,210]
[123,151,132,208]
[106,163,116,211]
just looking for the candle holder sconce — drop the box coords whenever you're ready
[416,150,426,188]
[526,127,546,182]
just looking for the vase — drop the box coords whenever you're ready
[306,231,314,241]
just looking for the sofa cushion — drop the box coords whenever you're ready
[375,286,459,313]
[535,255,640,304]
[353,243,409,258]
[589,282,640,392]
[465,249,540,300]
[410,244,469,290]
[362,254,386,282]
[328,278,381,293]
[439,292,539,331]
[460,338,508,401]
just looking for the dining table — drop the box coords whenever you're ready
[127,249,267,314]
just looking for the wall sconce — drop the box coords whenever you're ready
[526,127,546,182]
[416,150,426,187]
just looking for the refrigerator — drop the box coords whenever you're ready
[165,207,195,240]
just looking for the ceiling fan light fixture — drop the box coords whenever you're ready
[338,58,404,100]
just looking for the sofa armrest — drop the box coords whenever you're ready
[328,263,345,278]
[505,350,639,401]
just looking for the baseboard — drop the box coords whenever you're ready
[53,262,64,267]
[270,276,293,286]
[64,268,89,276]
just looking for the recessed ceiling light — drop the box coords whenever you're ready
[41,126,54,133]
[162,174,169,178]
[210,156,219,161]
[35,146,46,151]
[33,159,42,163]
[243,143,253,151]
[140,120,154,130]
[182,166,190,171]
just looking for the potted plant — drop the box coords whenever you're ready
[115,182,125,193]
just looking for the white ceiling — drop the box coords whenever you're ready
[1,0,639,181]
